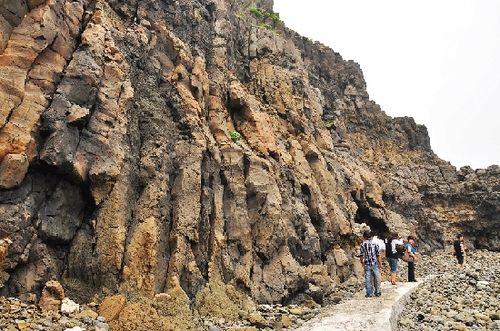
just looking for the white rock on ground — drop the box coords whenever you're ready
[61,298,80,314]
[295,280,424,331]
[64,327,84,331]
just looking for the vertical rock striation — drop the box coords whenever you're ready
[0,0,497,321]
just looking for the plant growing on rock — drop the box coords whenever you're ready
[258,22,273,30]
[249,5,281,24]
[229,130,242,142]
[249,6,265,19]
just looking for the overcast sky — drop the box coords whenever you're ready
[274,0,500,169]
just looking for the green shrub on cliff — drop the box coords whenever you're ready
[229,130,242,142]
[249,5,280,23]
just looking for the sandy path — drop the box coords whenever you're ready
[295,280,423,331]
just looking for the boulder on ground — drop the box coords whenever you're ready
[38,280,65,312]
[99,294,126,321]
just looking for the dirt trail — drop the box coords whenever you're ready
[295,280,423,331]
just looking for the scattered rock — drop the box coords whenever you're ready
[398,251,500,331]
[289,307,305,316]
[247,312,269,328]
[64,327,84,331]
[75,308,99,320]
[279,314,294,328]
[61,298,80,314]
[38,280,65,312]
[98,295,126,322]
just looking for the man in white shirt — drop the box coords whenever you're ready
[371,235,386,287]
[372,235,385,255]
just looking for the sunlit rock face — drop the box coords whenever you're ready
[0,0,497,313]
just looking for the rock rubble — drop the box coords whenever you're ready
[0,296,108,331]
[398,250,500,331]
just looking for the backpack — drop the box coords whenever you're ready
[385,241,392,258]
[402,250,414,263]
[395,244,405,257]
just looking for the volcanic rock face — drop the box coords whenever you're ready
[0,0,497,316]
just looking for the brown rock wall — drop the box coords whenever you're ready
[0,1,497,324]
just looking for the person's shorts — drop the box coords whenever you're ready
[389,257,398,272]
[456,255,464,265]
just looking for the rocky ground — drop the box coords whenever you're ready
[398,250,500,331]
[0,297,108,331]
[0,250,498,330]
[0,275,363,331]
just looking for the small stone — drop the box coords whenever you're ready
[449,321,467,330]
[474,312,490,322]
[247,312,269,328]
[76,308,98,320]
[303,299,320,309]
[95,321,109,331]
[98,295,125,322]
[61,298,80,314]
[280,315,294,328]
[16,321,31,331]
[289,307,305,316]
[400,317,412,326]
[64,327,84,331]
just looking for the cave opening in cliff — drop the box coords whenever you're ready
[355,207,390,238]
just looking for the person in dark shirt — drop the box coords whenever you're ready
[404,236,417,282]
[453,234,466,267]
[360,231,382,297]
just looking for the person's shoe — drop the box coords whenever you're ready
[375,292,381,297]
[365,294,373,298]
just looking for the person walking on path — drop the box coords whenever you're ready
[453,234,467,267]
[404,236,417,282]
[360,231,382,297]
[389,233,404,285]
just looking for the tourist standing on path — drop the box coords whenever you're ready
[371,234,386,288]
[389,233,404,285]
[404,236,417,282]
[372,234,386,257]
[453,234,467,267]
[360,231,382,297]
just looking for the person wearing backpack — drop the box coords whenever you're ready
[403,236,417,282]
[389,233,404,285]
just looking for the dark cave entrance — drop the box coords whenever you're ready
[355,206,390,239]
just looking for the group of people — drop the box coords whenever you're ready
[359,231,468,297]
[359,231,416,297]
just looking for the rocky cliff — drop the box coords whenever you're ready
[0,0,498,326]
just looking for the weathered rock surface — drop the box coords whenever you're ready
[38,280,65,313]
[0,0,498,328]
[0,295,108,331]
